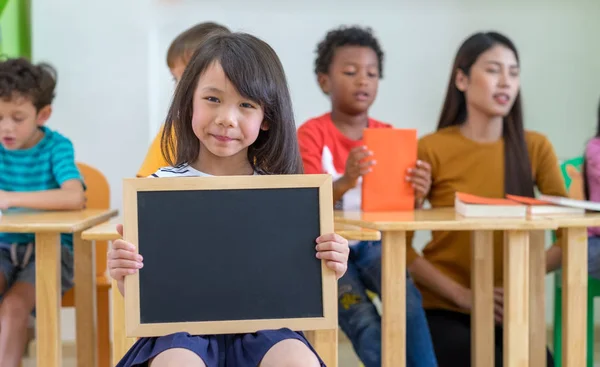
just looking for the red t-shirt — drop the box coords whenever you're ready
[297,112,391,210]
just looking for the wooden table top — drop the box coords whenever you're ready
[334,222,381,241]
[539,212,600,227]
[81,220,121,240]
[335,207,562,231]
[0,209,118,233]
[82,219,382,242]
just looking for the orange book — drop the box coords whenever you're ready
[505,194,552,205]
[458,192,521,206]
[506,194,586,214]
[361,128,417,212]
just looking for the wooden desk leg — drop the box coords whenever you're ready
[471,230,494,366]
[74,233,97,367]
[35,233,62,367]
[305,329,338,366]
[529,230,546,367]
[503,230,529,367]
[112,278,136,365]
[381,231,406,367]
[562,227,587,367]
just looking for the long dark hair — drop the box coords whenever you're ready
[161,32,303,175]
[437,32,534,197]
[583,99,600,199]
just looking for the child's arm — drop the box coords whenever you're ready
[586,138,600,186]
[0,136,86,211]
[0,179,85,210]
[332,146,375,203]
[107,224,143,296]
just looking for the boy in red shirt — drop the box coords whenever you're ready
[298,26,437,367]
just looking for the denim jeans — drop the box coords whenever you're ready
[589,236,600,279]
[338,240,438,367]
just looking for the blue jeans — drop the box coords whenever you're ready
[588,236,600,279]
[338,240,438,367]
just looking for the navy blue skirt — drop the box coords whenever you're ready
[116,328,326,367]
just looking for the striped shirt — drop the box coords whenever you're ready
[0,127,83,249]
[150,164,258,178]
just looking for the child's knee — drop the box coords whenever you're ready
[0,288,35,321]
[149,348,206,367]
[260,339,320,367]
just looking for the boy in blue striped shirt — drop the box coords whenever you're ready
[0,57,85,367]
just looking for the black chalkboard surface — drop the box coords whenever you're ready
[122,174,336,337]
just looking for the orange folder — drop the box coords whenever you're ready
[361,128,417,212]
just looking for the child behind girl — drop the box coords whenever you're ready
[298,25,437,367]
[136,21,230,178]
[108,32,350,367]
[0,58,85,367]
[409,31,565,367]
[584,98,600,278]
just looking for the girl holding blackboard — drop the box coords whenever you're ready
[108,32,350,367]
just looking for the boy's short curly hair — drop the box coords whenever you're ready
[314,25,384,78]
[0,57,57,110]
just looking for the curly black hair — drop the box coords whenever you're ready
[314,25,384,78]
[0,57,57,110]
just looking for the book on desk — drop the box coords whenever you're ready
[454,192,593,217]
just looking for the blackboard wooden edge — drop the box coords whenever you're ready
[125,316,338,338]
[123,178,141,337]
[122,174,338,337]
[122,174,330,192]
[318,175,338,327]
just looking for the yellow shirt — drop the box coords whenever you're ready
[409,126,567,312]
[137,125,169,178]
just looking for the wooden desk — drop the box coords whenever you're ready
[335,222,381,241]
[335,208,559,367]
[83,221,376,367]
[0,209,118,367]
[539,214,600,367]
[82,221,130,367]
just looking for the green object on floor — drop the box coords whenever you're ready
[553,156,600,367]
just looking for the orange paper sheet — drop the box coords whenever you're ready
[361,128,417,212]
[456,192,521,206]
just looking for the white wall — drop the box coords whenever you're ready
[32,0,600,342]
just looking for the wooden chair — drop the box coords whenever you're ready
[60,163,111,367]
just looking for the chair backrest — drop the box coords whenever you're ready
[560,156,585,200]
[77,162,110,276]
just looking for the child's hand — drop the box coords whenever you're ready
[107,224,143,283]
[315,233,349,279]
[341,146,375,188]
[407,160,432,208]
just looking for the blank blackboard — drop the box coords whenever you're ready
[123,174,336,337]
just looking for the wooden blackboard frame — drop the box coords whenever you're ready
[122,174,337,337]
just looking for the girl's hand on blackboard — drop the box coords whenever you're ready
[315,233,349,279]
[108,224,144,283]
